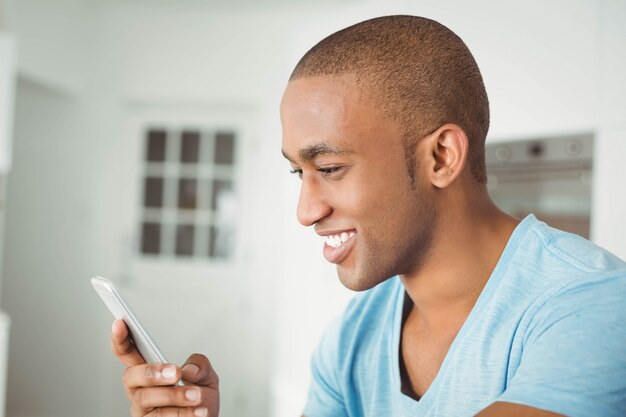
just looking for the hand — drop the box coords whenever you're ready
[111,320,220,417]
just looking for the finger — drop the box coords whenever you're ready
[180,355,220,417]
[123,363,182,390]
[111,320,145,367]
[131,386,204,411]
[141,407,210,417]
[181,354,219,388]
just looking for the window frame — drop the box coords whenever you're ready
[139,126,239,260]
[122,102,256,283]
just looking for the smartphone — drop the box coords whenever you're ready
[91,276,184,386]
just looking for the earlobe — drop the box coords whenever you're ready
[428,124,468,189]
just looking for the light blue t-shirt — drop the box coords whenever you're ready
[303,215,626,417]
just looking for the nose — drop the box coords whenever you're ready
[297,176,332,227]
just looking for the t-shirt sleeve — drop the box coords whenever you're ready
[302,317,349,417]
[497,274,626,417]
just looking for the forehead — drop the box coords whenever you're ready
[280,75,396,159]
[281,75,358,135]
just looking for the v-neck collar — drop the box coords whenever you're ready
[389,215,536,415]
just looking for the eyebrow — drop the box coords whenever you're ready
[281,143,355,163]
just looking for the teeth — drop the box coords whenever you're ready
[325,231,356,248]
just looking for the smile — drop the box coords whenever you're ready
[325,231,356,248]
[322,230,357,265]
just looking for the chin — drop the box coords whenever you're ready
[336,266,390,292]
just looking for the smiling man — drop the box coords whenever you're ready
[280,15,626,417]
[111,15,626,417]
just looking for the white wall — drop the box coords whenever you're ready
[0,31,17,417]
[2,77,106,417]
[2,0,90,94]
[0,34,16,174]
[591,0,626,260]
[1,2,105,416]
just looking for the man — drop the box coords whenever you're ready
[111,15,626,417]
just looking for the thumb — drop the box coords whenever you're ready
[181,353,219,388]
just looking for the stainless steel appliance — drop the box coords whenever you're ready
[486,133,593,238]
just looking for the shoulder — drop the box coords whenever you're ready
[523,216,626,276]
[510,216,626,325]
[509,220,626,366]
[501,216,626,304]
[489,219,626,417]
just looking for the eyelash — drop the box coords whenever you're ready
[319,167,343,176]
[289,168,303,178]
[289,166,344,179]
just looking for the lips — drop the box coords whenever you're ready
[322,230,357,264]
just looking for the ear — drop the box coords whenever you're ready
[422,124,469,189]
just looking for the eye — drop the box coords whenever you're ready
[289,168,303,179]
[318,166,345,177]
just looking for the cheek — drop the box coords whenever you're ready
[341,171,413,231]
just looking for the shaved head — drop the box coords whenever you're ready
[290,15,490,183]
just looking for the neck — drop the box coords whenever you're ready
[400,188,518,331]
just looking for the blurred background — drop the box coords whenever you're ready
[0,0,625,416]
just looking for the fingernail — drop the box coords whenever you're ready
[162,365,176,380]
[185,388,201,402]
[194,407,208,417]
[182,363,200,375]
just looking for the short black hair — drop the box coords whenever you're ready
[290,15,490,183]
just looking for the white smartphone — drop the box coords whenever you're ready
[91,276,184,386]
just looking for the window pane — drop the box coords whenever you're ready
[178,179,197,209]
[176,224,195,256]
[211,179,233,210]
[214,131,235,164]
[144,177,164,208]
[141,222,161,254]
[209,224,233,259]
[146,130,167,162]
[209,226,217,258]
[181,131,200,163]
